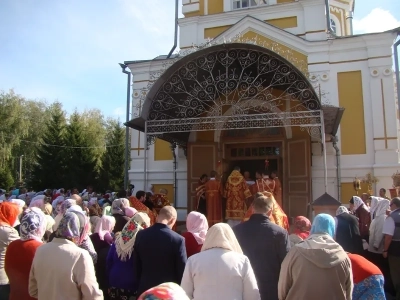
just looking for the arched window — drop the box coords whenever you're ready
[330,19,337,34]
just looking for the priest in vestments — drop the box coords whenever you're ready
[204,170,223,226]
[195,174,208,216]
[129,190,157,225]
[270,171,283,208]
[225,166,252,227]
[150,188,171,214]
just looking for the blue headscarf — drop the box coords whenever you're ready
[310,213,335,238]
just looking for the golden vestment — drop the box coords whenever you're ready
[243,192,289,231]
[225,170,252,220]
[128,196,157,225]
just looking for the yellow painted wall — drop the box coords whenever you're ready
[337,71,366,155]
[266,17,298,29]
[208,0,224,14]
[204,25,231,39]
[238,31,308,74]
[183,0,204,17]
[153,184,174,205]
[341,182,369,203]
[154,138,173,161]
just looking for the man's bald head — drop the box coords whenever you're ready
[157,205,177,228]
[70,194,82,206]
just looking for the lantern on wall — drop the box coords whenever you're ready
[353,177,361,195]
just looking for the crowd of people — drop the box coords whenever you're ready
[0,173,399,300]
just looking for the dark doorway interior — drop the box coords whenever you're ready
[228,159,278,180]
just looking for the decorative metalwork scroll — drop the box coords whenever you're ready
[148,46,320,122]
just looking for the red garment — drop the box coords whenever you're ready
[347,253,382,284]
[5,239,43,300]
[182,232,202,258]
[0,202,19,226]
[293,216,311,240]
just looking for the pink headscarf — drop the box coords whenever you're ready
[94,216,116,241]
[29,198,45,211]
[125,207,138,218]
[186,211,208,244]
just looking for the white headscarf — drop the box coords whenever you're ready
[352,196,369,212]
[370,196,385,219]
[374,199,390,218]
[201,223,242,254]
[336,206,349,216]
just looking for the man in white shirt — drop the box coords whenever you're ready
[383,197,400,299]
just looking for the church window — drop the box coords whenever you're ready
[330,19,337,34]
[233,0,268,9]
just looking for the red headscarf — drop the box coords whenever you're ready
[293,216,311,240]
[0,202,20,226]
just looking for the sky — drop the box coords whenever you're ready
[0,0,399,120]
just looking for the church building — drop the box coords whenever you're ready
[124,0,400,221]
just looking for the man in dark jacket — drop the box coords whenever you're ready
[233,193,290,300]
[335,205,364,255]
[134,206,187,296]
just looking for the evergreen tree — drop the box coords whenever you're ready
[63,112,98,190]
[31,102,67,190]
[99,120,125,191]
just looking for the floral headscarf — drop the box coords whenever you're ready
[138,282,189,300]
[293,216,311,240]
[336,206,349,216]
[115,212,150,261]
[0,202,20,226]
[55,211,89,245]
[20,207,47,242]
[112,198,130,215]
[60,199,77,215]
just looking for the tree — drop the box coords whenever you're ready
[63,112,98,190]
[31,102,67,190]
[99,120,125,191]
[0,166,14,189]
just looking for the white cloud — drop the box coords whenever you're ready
[353,8,400,34]
[113,107,125,117]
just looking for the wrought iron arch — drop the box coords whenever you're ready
[144,43,320,119]
[140,43,321,145]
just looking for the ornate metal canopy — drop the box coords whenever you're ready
[126,43,328,146]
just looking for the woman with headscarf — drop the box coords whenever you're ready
[181,211,208,257]
[181,223,260,300]
[367,198,394,295]
[350,196,371,242]
[10,199,26,233]
[335,205,364,255]
[0,203,20,300]
[289,216,311,247]
[90,215,116,252]
[278,214,353,300]
[88,199,102,234]
[111,198,131,234]
[138,282,189,300]
[53,198,76,230]
[348,253,385,300]
[5,208,46,300]
[29,197,55,240]
[28,211,103,300]
[370,196,385,220]
[106,212,151,300]
[125,207,138,218]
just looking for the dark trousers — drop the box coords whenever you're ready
[0,284,10,300]
[389,255,400,300]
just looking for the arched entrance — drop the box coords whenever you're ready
[126,42,331,218]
